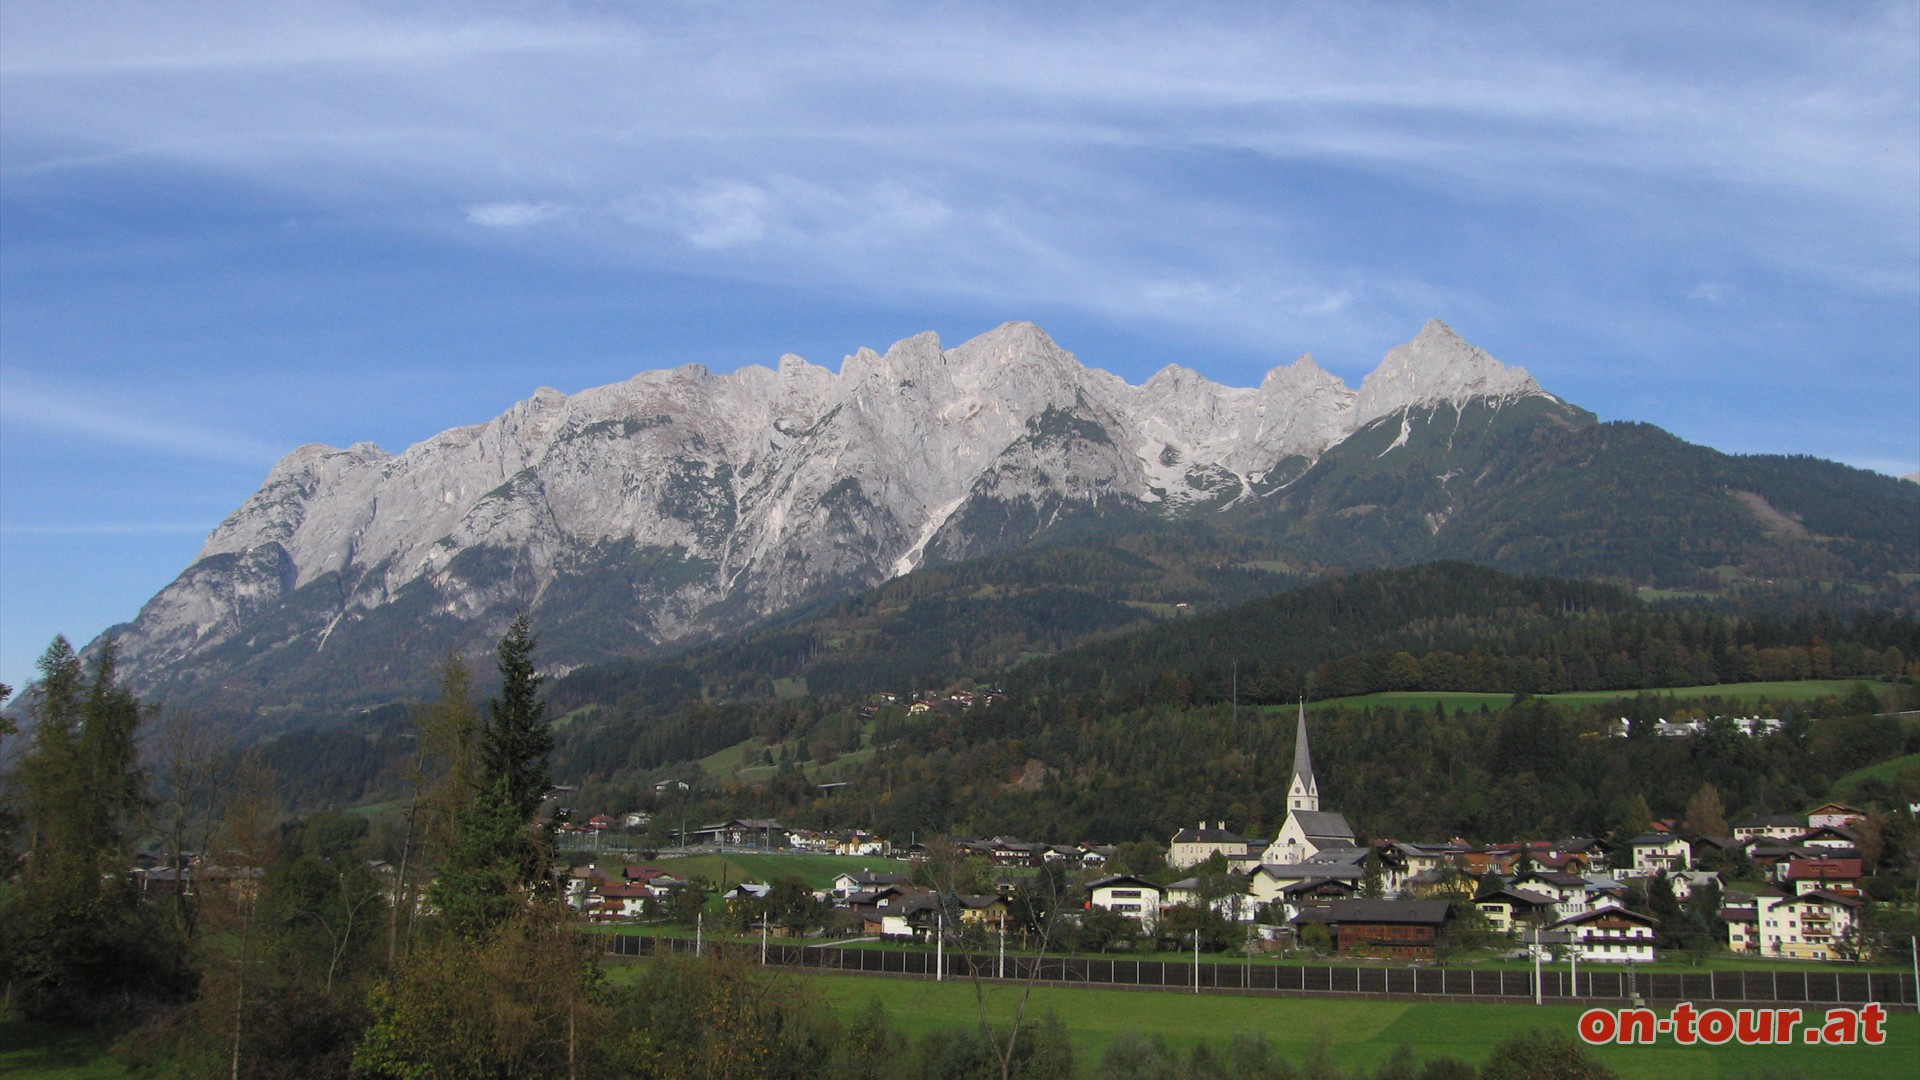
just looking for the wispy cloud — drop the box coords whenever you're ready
[0,374,281,465]
[465,200,568,228]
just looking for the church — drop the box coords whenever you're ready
[1261,703,1356,863]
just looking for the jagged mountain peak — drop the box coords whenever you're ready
[100,318,1590,709]
[1353,321,1547,429]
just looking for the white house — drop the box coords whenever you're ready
[1733,815,1807,843]
[1626,834,1691,875]
[1168,822,1251,868]
[1552,905,1660,963]
[1806,802,1867,831]
[1746,890,1864,961]
[1087,874,1162,929]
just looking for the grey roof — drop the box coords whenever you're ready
[1291,899,1453,927]
[1291,701,1314,788]
[1304,845,1368,865]
[1629,833,1686,846]
[1552,904,1659,929]
[1171,826,1245,844]
[1088,874,1162,891]
[1293,811,1355,842]
[1475,887,1559,908]
[1259,862,1365,881]
[1734,814,1806,828]
[1281,878,1358,897]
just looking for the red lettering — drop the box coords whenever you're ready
[1821,1008,1858,1045]
[1860,1003,1886,1045]
[1735,1008,1770,1044]
[1670,1002,1698,1044]
[1697,1008,1734,1045]
[1619,1008,1658,1045]
[1578,1008,1616,1045]
[1773,1008,1802,1044]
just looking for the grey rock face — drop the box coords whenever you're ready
[103,320,1549,699]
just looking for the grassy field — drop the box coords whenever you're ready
[1302,680,1894,717]
[811,971,1919,1078]
[1837,752,1920,789]
[0,1015,131,1079]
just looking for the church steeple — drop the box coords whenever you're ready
[1287,699,1318,812]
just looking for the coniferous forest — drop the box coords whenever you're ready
[3,563,1918,1078]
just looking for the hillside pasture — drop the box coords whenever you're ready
[1303,680,1894,717]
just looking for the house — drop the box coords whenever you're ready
[621,811,651,829]
[1668,869,1722,901]
[1474,887,1560,935]
[1262,704,1357,864]
[1745,840,1812,875]
[1797,825,1861,852]
[591,882,654,919]
[1374,841,1449,897]
[1087,874,1163,929]
[1733,814,1807,843]
[958,894,1012,928]
[830,870,912,898]
[1552,906,1660,963]
[1511,871,1594,920]
[1627,834,1691,875]
[1745,890,1864,960]
[989,838,1044,867]
[688,818,785,847]
[1722,898,1760,954]
[1078,844,1117,867]
[1806,802,1867,830]
[1780,857,1863,896]
[834,831,890,857]
[1168,822,1251,868]
[1690,835,1743,864]
[1164,876,1256,922]
[1248,855,1367,906]
[1290,899,1453,960]
[875,891,940,940]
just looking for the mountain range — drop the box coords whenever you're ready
[90,320,1920,724]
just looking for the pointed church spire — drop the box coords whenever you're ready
[1288,699,1318,812]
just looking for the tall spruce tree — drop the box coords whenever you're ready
[482,615,553,822]
[428,617,556,938]
[1,638,190,1020]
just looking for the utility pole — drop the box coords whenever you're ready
[998,916,1006,980]
[695,911,703,958]
[1533,923,1542,1006]
[1192,929,1201,995]
[761,911,769,965]
[936,908,945,982]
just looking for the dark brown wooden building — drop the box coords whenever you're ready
[1291,899,1454,959]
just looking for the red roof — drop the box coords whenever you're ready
[1784,858,1861,881]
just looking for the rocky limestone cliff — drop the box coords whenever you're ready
[101,320,1553,703]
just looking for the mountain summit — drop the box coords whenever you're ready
[98,322,1576,710]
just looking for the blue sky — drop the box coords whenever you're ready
[2,1,1917,693]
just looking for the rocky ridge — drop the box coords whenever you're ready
[103,319,1553,700]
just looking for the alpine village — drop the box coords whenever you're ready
[5,321,1919,1080]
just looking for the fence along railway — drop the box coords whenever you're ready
[607,935,1917,1009]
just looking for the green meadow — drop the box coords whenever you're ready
[1300,680,1895,717]
[811,971,1919,1078]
